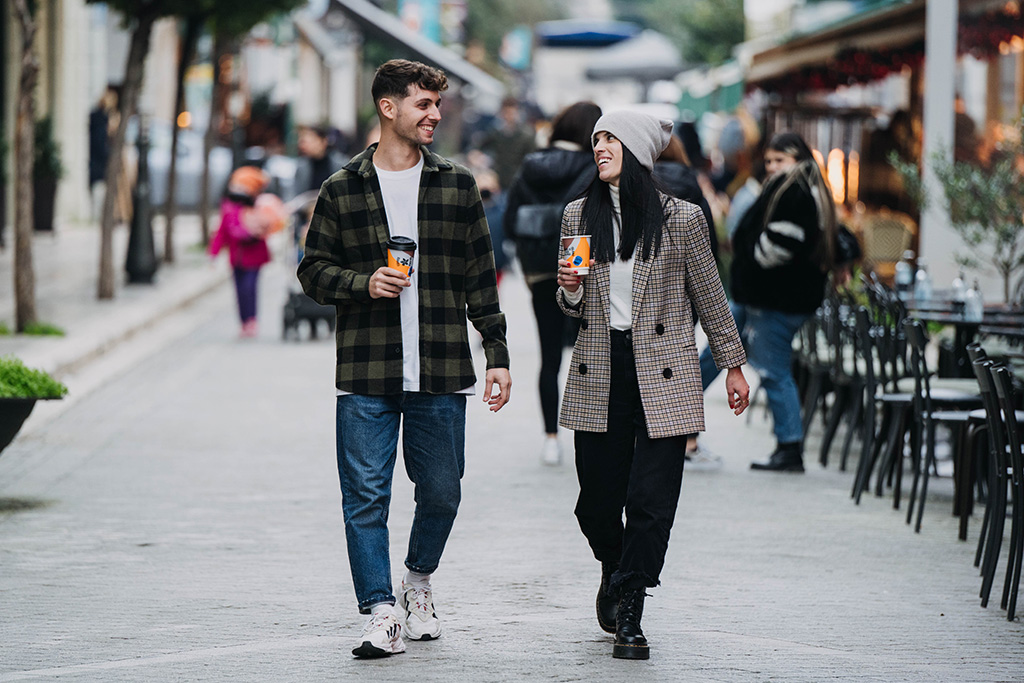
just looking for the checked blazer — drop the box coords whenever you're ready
[557,194,746,439]
[297,144,509,395]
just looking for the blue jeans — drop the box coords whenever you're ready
[699,304,809,444]
[336,393,466,614]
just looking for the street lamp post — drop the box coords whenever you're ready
[125,116,158,284]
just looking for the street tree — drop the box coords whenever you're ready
[163,10,209,264]
[86,0,184,300]
[197,0,305,245]
[616,0,744,66]
[11,0,39,331]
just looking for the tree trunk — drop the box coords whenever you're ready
[12,0,38,332]
[98,11,157,300]
[163,13,203,264]
[199,33,231,246]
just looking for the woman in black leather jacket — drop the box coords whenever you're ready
[504,101,603,466]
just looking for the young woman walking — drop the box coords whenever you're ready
[556,111,749,660]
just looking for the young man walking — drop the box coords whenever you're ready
[298,59,512,658]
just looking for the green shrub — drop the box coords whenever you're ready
[0,322,10,336]
[0,357,68,399]
[22,322,64,336]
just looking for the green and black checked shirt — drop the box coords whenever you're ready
[297,144,509,395]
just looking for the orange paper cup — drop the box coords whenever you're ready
[386,237,417,277]
[562,235,591,274]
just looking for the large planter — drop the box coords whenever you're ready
[0,398,39,455]
[33,177,57,233]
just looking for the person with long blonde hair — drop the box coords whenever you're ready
[727,130,838,472]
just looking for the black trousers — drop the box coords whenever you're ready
[574,329,690,590]
[530,277,572,435]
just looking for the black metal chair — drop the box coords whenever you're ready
[991,365,1024,621]
[902,319,983,533]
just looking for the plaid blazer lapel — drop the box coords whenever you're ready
[630,250,654,330]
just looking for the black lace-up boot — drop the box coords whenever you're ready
[596,562,619,634]
[612,586,649,660]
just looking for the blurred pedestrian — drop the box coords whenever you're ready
[697,130,839,473]
[296,124,347,193]
[297,59,511,659]
[479,96,536,191]
[88,85,119,219]
[556,111,749,660]
[653,134,717,261]
[504,101,602,466]
[209,166,278,338]
[473,167,508,286]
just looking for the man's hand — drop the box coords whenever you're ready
[725,366,750,416]
[483,368,512,412]
[369,266,411,299]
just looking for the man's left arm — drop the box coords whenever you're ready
[462,178,511,411]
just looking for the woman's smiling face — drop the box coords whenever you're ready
[593,131,623,186]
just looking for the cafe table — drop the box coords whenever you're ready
[908,301,1024,378]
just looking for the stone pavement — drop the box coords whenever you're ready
[1,227,1023,681]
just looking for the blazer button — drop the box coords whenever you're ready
[655,323,665,335]
[663,368,673,379]
[580,319,588,330]
[579,363,588,375]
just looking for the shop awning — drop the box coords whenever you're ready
[329,0,506,112]
[747,0,925,85]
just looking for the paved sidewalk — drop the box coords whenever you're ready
[1,238,1023,680]
[0,215,230,380]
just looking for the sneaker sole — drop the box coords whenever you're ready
[352,641,405,658]
[612,643,650,660]
[406,632,438,641]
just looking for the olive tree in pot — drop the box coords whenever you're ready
[33,115,63,233]
[0,356,67,455]
[890,113,1024,303]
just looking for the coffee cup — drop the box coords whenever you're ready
[386,236,417,277]
[562,235,591,275]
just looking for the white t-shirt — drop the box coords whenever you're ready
[376,155,425,392]
[335,153,475,397]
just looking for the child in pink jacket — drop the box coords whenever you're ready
[210,166,272,337]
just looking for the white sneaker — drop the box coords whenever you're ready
[541,438,562,466]
[352,608,406,658]
[684,447,723,472]
[398,582,442,640]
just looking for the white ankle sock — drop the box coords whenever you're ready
[403,570,431,589]
[369,602,396,617]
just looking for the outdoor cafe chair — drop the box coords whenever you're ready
[972,358,1013,611]
[902,319,984,533]
[990,364,1024,621]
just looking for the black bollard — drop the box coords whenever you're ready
[126,117,158,284]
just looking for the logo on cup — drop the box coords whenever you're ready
[385,236,417,278]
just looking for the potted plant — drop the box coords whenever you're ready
[889,112,1024,304]
[33,115,63,233]
[0,356,68,456]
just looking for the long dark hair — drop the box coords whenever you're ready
[763,130,838,272]
[583,146,666,263]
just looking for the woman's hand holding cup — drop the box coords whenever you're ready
[557,258,594,292]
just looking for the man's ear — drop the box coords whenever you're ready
[378,97,397,122]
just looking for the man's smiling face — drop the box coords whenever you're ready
[387,85,442,147]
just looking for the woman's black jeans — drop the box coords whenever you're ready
[530,277,572,435]
[573,329,691,591]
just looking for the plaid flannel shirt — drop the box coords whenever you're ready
[297,144,508,395]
